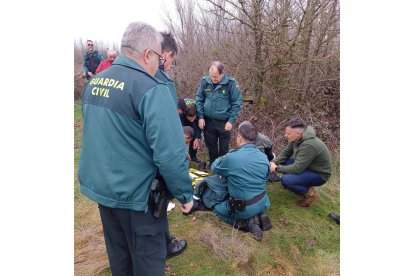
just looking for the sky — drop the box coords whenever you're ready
[73,0,177,44]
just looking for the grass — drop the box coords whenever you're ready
[74,101,340,275]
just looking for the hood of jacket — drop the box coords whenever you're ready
[299,126,316,142]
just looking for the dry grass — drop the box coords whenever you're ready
[74,201,109,275]
[74,224,108,275]
[199,223,253,265]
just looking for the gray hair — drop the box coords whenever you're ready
[238,121,258,143]
[120,22,162,58]
[107,49,117,56]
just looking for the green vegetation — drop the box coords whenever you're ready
[74,101,340,276]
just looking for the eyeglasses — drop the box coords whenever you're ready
[148,49,165,66]
[121,45,165,66]
[87,44,93,46]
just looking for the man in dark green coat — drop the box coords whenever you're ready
[272,118,333,207]
[78,22,193,276]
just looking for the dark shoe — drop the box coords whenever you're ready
[298,187,319,207]
[328,213,340,225]
[166,239,187,259]
[268,172,281,182]
[259,212,273,231]
[233,219,249,232]
[247,215,263,241]
[183,200,206,216]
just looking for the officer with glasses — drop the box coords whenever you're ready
[78,22,193,276]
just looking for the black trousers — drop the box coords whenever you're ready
[98,204,168,276]
[204,118,231,164]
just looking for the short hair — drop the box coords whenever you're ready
[120,22,162,58]
[185,104,197,117]
[209,61,225,75]
[87,39,93,44]
[160,31,178,56]
[177,98,187,113]
[287,118,306,130]
[238,121,258,143]
[107,49,117,56]
[183,126,194,139]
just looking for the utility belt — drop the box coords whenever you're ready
[148,175,171,218]
[204,116,226,123]
[228,191,266,215]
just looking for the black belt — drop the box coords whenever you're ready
[244,191,266,206]
[228,191,267,216]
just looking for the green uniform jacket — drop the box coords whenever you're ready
[155,69,178,108]
[212,143,270,218]
[78,56,193,212]
[195,75,242,123]
[275,126,333,181]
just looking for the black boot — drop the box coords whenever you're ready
[268,172,281,182]
[233,219,249,232]
[247,215,263,241]
[166,238,187,259]
[259,212,273,231]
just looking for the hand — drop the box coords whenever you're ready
[181,200,194,213]
[193,139,200,150]
[198,119,205,130]
[269,161,277,173]
[224,122,233,131]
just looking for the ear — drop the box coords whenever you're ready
[143,49,151,64]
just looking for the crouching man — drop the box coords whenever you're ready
[186,121,273,241]
[272,118,333,207]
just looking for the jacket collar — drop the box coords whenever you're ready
[205,74,229,86]
[112,55,148,74]
[238,143,255,150]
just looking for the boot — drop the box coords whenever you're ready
[233,219,249,232]
[247,215,263,241]
[259,212,273,231]
[166,238,187,259]
[268,172,281,182]
[298,187,319,207]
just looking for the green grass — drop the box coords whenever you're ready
[74,101,340,275]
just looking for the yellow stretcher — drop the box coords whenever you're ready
[189,168,210,188]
